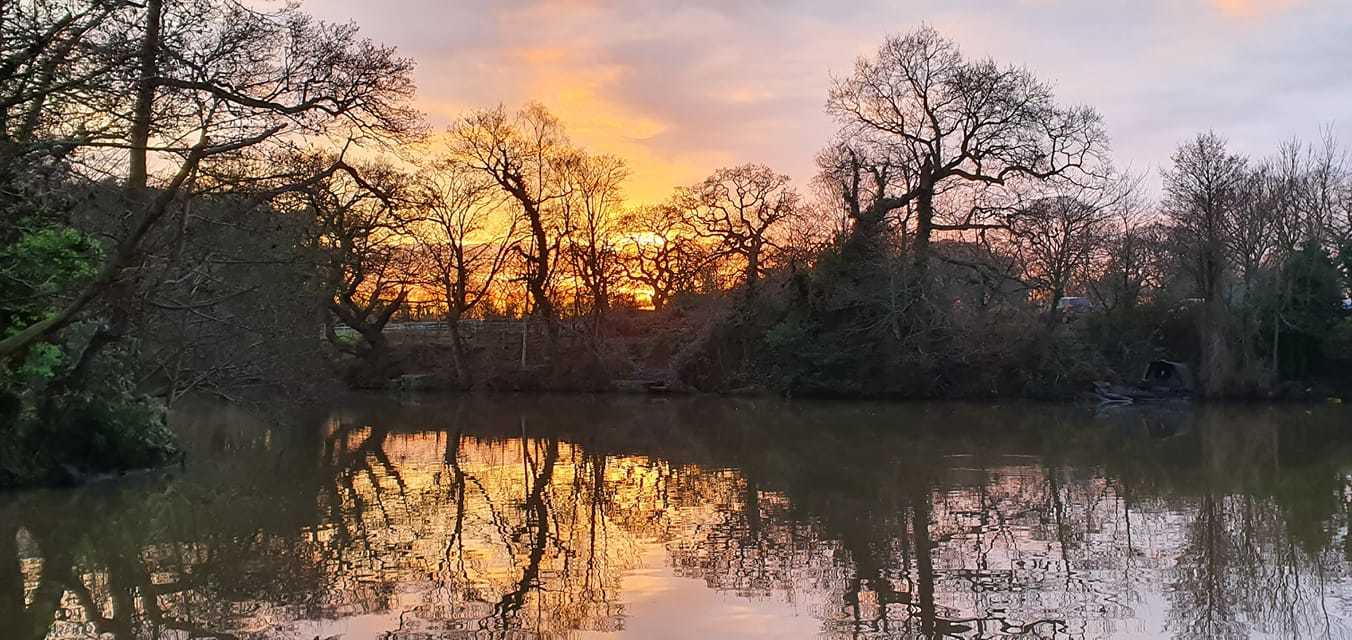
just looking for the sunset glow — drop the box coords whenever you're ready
[6,2,1352,636]
[304,0,1351,205]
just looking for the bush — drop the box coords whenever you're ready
[1,392,178,487]
[0,334,180,487]
[671,240,1119,400]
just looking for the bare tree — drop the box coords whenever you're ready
[562,152,629,322]
[677,164,798,290]
[1162,132,1249,396]
[814,136,915,255]
[1255,135,1350,379]
[293,156,414,382]
[412,163,516,383]
[825,26,1108,290]
[1284,131,1349,248]
[0,0,129,153]
[0,0,419,362]
[1007,177,1135,326]
[451,103,574,358]
[1225,165,1285,297]
[1087,208,1168,316]
[620,204,713,312]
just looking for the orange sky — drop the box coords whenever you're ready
[304,0,1351,203]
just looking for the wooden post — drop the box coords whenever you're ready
[520,317,528,369]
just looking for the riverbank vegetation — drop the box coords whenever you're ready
[2,2,1349,485]
[352,28,1350,401]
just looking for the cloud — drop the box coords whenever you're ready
[1211,0,1302,18]
[301,0,1352,199]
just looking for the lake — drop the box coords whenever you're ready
[2,394,1350,639]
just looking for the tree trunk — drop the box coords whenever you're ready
[1200,244,1231,397]
[0,522,21,630]
[1271,305,1281,381]
[127,0,163,191]
[911,488,937,637]
[349,330,396,388]
[537,294,559,364]
[1047,289,1065,329]
[1201,299,1232,398]
[447,314,469,385]
[38,0,166,398]
[0,3,6,139]
[520,202,559,362]
[911,188,935,294]
[745,245,760,289]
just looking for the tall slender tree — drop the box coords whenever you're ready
[1162,132,1248,396]
[451,103,574,359]
[412,163,516,383]
[563,153,629,322]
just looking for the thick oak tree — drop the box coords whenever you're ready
[824,26,1108,289]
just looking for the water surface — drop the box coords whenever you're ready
[3,395,1351,639]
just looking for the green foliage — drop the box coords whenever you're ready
[1338,238,1352,293]
[1285,241,1343,329]
[0,221,177,487]
[1081,299,1175,380]
[1274,240,1345,379]
[0,223,101,331]
[684,238,1115,399]
[12,342,63,381]
[1,222,101,392]
[739,247,895,396]
[1322,318,1352,377]
[1,392,177,487]
[754,246,912,396]
[332,330,361,349]
[44,393,176,469]
[0,340,179,487]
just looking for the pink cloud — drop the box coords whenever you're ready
[1211,0,1302,17]
[301,0,1352,200]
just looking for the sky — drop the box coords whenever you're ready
[304,0,1352,204]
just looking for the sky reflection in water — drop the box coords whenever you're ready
[3,396,1351,639]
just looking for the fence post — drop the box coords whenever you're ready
[520,317,528,369]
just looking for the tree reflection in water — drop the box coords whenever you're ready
[2,397,1351,639]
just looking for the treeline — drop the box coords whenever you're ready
[1,3,1350,481]
[729,30,1351,399]
[327,27,1352,400]
[307,103,813,386]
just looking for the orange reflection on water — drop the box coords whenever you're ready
[6,397,1352,639]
